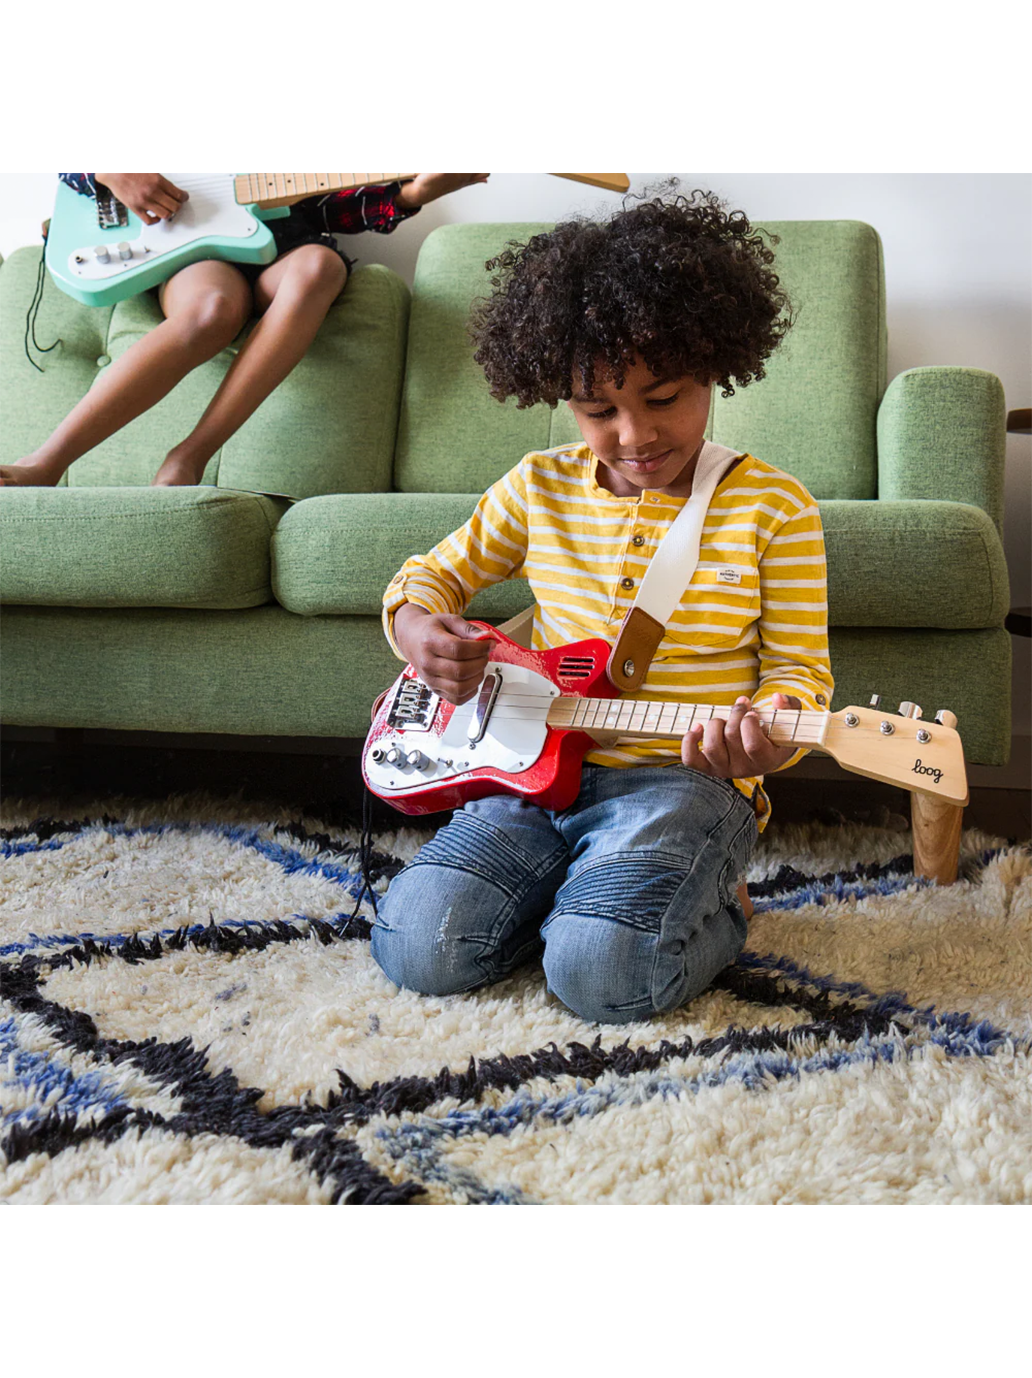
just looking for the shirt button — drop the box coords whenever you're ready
[621,576,634,589]
[632,534,645,547]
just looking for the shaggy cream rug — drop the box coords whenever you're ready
[2,793,1029,1204]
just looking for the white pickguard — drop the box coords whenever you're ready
[67,174,259,282]
[366,662,559,795]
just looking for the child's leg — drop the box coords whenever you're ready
[153,245,347,486]
[371,794,570,997]
[0,262,252,487]
[540,766,758,1025]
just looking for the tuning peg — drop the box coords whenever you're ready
[868,694,881,707]
[934,709,958,729]
[898,701,923,719]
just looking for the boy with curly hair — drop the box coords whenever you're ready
[372,191,834,1025]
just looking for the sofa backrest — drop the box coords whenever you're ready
[394,220,887,500]
[0,248,409,500]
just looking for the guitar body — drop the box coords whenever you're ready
[364,624,971,818]
[45,172,632,307]
[363,626,618,816]
[45,176,279,307]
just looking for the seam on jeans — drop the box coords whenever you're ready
[646,797,756,1009]
[407,815,564,892]
[437,808,566,887]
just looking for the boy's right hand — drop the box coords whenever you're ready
[393,604,497,706]
[94,175,189,224]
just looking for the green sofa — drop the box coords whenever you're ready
[0,221,1011,772]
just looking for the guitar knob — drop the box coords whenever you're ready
[869,694,881,708]
[94,245,111,264]
[385,746,404,767]
[898,701,923,719]
[117,241,132,261]
[935,709,958,729]
[406,749,429,771]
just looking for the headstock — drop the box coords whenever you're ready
[821,699,968,806]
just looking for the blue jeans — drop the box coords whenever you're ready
[371,765,758,1025]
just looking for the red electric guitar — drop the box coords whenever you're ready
[363,624,969,816]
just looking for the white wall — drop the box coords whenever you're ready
[2,172,1029,740]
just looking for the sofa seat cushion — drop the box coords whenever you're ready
[272,494,1008,631]
[272,493,532,620]
[0,486,286,609]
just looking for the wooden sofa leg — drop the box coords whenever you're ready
[911,790,964,885]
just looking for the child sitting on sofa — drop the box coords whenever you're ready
[371,190,834,1025]
[0,173,488,488]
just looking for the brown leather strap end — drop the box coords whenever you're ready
[606,606,666,691]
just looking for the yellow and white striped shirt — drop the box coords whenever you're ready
[383,443,833,830]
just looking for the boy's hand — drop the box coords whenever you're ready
[681,693,802,779]
[94,174,189,224]
[393,604,497,706]
[395,174,490,211]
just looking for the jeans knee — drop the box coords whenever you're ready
[371,901,479,997]
[542,915,657,1025]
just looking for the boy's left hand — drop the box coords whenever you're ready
[681,693,802,779]
[396,174,490,210]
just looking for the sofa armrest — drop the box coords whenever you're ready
[877,366,1006,532]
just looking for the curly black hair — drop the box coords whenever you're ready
[470,187,792,407]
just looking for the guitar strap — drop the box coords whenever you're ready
[497,441,745,682]
[606,441,744,691]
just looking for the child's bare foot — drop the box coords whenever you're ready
[152,447,208,486]
[0,458,64,487]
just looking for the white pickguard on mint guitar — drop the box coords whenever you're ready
[44,173,630,307]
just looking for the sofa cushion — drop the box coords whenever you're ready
[710,221,886,501]
[1,248,409,500]
[393,220,885,502]
[820,499,1009,628]
[271,494,1008,630]
[0,247,113,482]
[0,486,286,609]
[272,493,532,620]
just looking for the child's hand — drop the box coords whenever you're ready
[681,693,802,779]
[396,174,490,210]
[95,174,189,224]
[393,604,497,705]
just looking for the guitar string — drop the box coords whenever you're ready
[403,692,833,723]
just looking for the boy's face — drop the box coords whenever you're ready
[567,357,713,499]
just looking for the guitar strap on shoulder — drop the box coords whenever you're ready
[606,442,744,691]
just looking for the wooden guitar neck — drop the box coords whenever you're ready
[547,696,828,749]
[234,173,416,210]
[235,172,630,209]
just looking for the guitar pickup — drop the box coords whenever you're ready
[468,672,501,746]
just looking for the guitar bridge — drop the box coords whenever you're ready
[96,191,128,230]
[387,677,439,731]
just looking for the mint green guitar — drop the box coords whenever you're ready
[44,173,630,307]
[44,174,286,307]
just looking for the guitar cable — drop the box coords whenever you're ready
[24,222,61,373]
[348,784,380,922]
